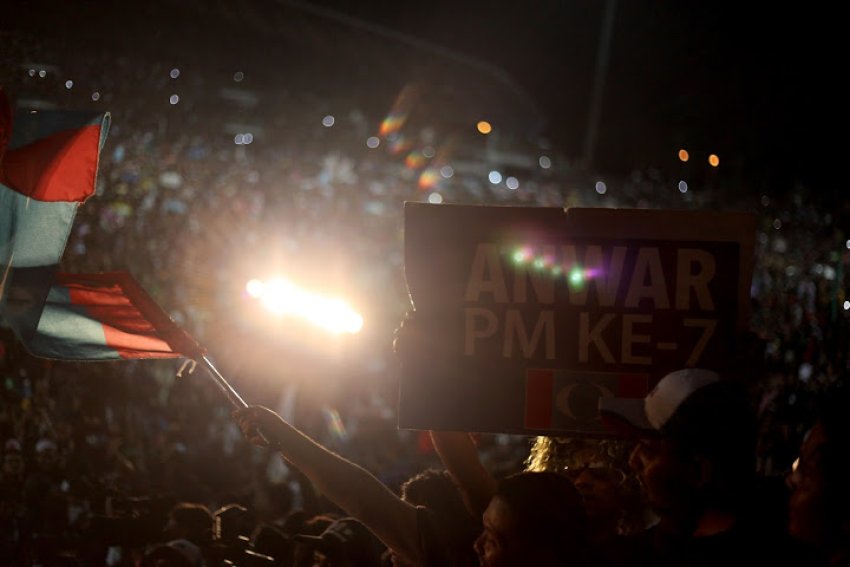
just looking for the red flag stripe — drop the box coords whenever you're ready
[524,368,554,429]
[58,272,204,359]
[0,125,102,202]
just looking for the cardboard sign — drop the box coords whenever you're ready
[400,204,756,435]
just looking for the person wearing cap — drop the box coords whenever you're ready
[294,516,386,567]
[599,367,802,566]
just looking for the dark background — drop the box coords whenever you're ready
[4,0,843,197]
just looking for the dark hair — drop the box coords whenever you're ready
[400,468,479,565]
[170,502,214,546]
[401,468,476,526]
[813,383,850,537]
[663,379,756,502]
[214,503,254,543]
[494,471,588,564]
[251,523,294,564]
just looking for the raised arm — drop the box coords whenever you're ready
[233,406,422,564]
[429,430,497,518]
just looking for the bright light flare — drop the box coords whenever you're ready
[246,278,364,334]
[246,279,265,298]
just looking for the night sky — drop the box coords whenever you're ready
[5,0,842,196]
[317,1,843,195]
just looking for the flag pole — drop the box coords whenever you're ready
[199,355,248,409]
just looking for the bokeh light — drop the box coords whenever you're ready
[477,120,492,134]
[506,176,519,190]
[405,151,426,169]
[678,149,689,162]
[418,168,441,190]
[366,136,380,148]
[379,114,406,137]
[595,181,607,195]
[539,156,552,169]
[708,154,720,167]
[678,180,688,193]
[322,115,335,127]
[488,170,502,184]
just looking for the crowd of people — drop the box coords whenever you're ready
[2,14,849,566]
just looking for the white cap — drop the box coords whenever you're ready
[599,368,722,433]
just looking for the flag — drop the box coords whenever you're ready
[0,88,111,345]
[26,271,204,361]
[524,368,649,432]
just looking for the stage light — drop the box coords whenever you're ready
[246,278,363,334]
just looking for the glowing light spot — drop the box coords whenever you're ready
[234,134,244,145]
[257,278,363,334]
[366,136,380,148]
[64,80,73,89]
[27,69,35,77]
[169,94,179,105]
[246,279,265,298]
[233,71,244,82]
[595,181,607,195]
[477,120,492,134]
[773,219,782,230]
[422,146,436,158]
[91,92,100,101]
[569,267,585,286]
[379,114,406,137]
[678,149,689,162]
[405,151,426,169]
[506,177,519,190]
[708,154,720,167]
[488,171,502,184]
[513,248,532,264]
[38,69,46,78]
[539,156,552,169]
[243,133,254,144]
[322,115,335,127]
[844,301,850,311]
[418,168,440,190]
[170,68,180,79]
[678,180,688,193]
[846,239,850,249]
[440,166,454,178]
[427,192,443,204]
[533,257,545,270]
